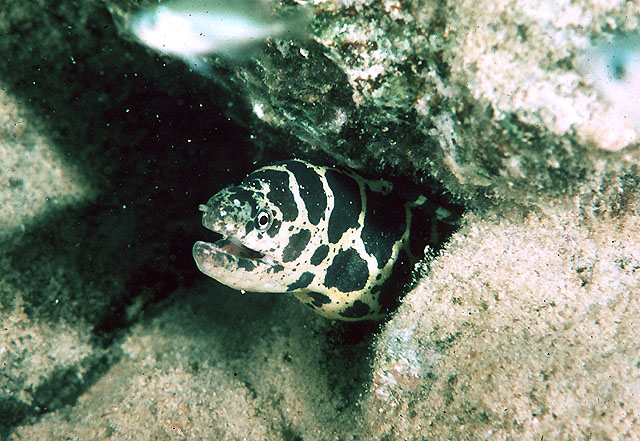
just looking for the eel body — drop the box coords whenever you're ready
[193,159,429,321]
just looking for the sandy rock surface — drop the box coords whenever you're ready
[369,209,640,439]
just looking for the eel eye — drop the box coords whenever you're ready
[255,209,272,231]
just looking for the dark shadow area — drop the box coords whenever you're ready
[0,398,31,440]
[0,3,259,325]
[0,2,261,434]
[30,350,121,413]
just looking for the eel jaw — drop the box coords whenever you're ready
[192,232,275,278]
[212,235,265,260]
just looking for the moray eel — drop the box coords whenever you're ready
[193,160,434,321]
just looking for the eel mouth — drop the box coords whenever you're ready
[212,234,265,260]
[193,230,274,268]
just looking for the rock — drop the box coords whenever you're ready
[367,208,640,439]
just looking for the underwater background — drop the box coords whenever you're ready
[1,0,640,439]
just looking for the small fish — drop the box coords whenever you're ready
[192,160,453,321]
[129,0,309,73]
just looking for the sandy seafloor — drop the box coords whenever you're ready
[2,0,640,440]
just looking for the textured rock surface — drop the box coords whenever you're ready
[1,0,639,439]
[140,0,638,207]
[367,208,640,439]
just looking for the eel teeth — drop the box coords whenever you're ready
[209,231,273,264]
[216,236,265,260]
